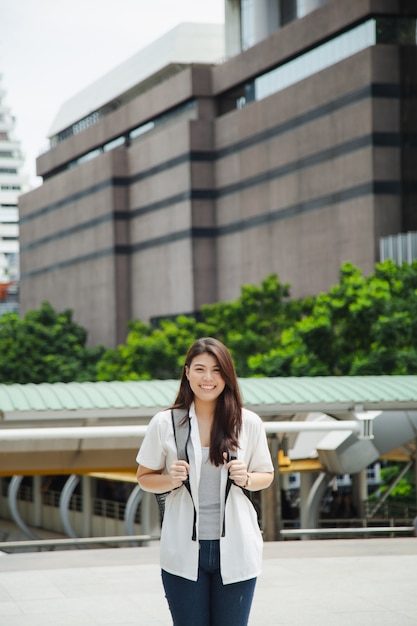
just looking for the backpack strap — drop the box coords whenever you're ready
[222,449,235,537]
[171,408,197,541]
[221,450,256,537]
[171,408,191,462]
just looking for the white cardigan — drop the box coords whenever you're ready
[136,403,274,584]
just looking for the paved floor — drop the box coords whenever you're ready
[0,536,417,625]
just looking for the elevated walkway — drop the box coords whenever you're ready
[1,376,416,541]
[1,376,416,475]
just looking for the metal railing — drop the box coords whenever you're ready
[0,534,155,553]
[1,525,414,552]
[280,525,414,538]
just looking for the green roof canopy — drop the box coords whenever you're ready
[1,376,417,422]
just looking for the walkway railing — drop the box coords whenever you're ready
[281,523,414,539]
[0,534,155,553]
[0,525,414,553]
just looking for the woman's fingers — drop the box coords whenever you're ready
[169,460,190,484]
[226,459,248,487]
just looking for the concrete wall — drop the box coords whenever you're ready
[19,2,416,347]
[212,44,403,299]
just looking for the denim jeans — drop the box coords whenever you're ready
[161,539,256,626]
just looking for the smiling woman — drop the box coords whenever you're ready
[136,337,274,626]
[185,352,226,448]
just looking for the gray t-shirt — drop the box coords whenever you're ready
[198,447,222,539]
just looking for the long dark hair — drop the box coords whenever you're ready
[172,337,243,466]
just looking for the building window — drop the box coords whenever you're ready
[226,17,417,111]
[380,232,417,264]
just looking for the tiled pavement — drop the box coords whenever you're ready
[0,535,417,625]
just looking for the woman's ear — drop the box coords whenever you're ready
[185,365,190,380]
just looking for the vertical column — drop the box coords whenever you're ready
[225,0,242,57]
[352,470,368,520]
[262,434,279,540]
[82,475,92,538]
[253,0,279,45]
[299,472,315,528]
[33,475,42,527]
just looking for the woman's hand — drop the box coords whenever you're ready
[169,459,190,488]
[225,458,248,488]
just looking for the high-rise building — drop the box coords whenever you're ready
[0,76,27,313]
[19,1,417,347]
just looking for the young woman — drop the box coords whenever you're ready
[136,337,274,626]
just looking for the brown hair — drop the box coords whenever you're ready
[172,337,243,466]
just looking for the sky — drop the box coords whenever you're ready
[0,0,224,187]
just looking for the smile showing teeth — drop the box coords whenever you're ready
[201,385,215,389]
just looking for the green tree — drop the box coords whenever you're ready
[0,301,105,383]
[373,462,416,505]
[199,273,308,376]
[97,316,200,381]
[248,260,417,376]
[97,274,304,380]
[97,260,417,381]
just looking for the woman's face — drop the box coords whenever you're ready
[186,352,226,404]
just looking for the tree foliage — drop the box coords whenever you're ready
[248,260,417,376]
[0,301,105,384]
[197,274,306,377]
[372,463,416,504]
[5,260,417,383]
[96,273,299,380]
[96,317,200,381]
[96,260,417,380]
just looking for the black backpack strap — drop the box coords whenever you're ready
[222,450,257,537]
[222,449,235,537]
[171,408,197,541]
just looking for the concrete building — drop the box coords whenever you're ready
[19,1,417,347]
[0,76,27,313]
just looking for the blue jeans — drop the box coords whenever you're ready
[161,539,256,626]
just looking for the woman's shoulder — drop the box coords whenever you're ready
[148,408,173,427]
[241,406,264,426]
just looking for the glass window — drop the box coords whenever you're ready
[254,20,376,101]
[241,0,255,50]
[231,17,417,109]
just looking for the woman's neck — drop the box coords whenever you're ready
[194,399,216,447]
[194,398,216,421]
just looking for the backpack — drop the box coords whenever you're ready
[154,408,192,525]
[154,408,253,540]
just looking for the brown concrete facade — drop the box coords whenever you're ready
[19,0,417,347]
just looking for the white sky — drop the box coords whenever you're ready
[0,0,224,187]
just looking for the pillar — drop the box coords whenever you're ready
[253,0,280,45]
[352,470,368,519]
[81,475,92,538]
[262,434,279,540]
[299,472,316,528]
[225,0,242,57]
[33,475,42,527]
